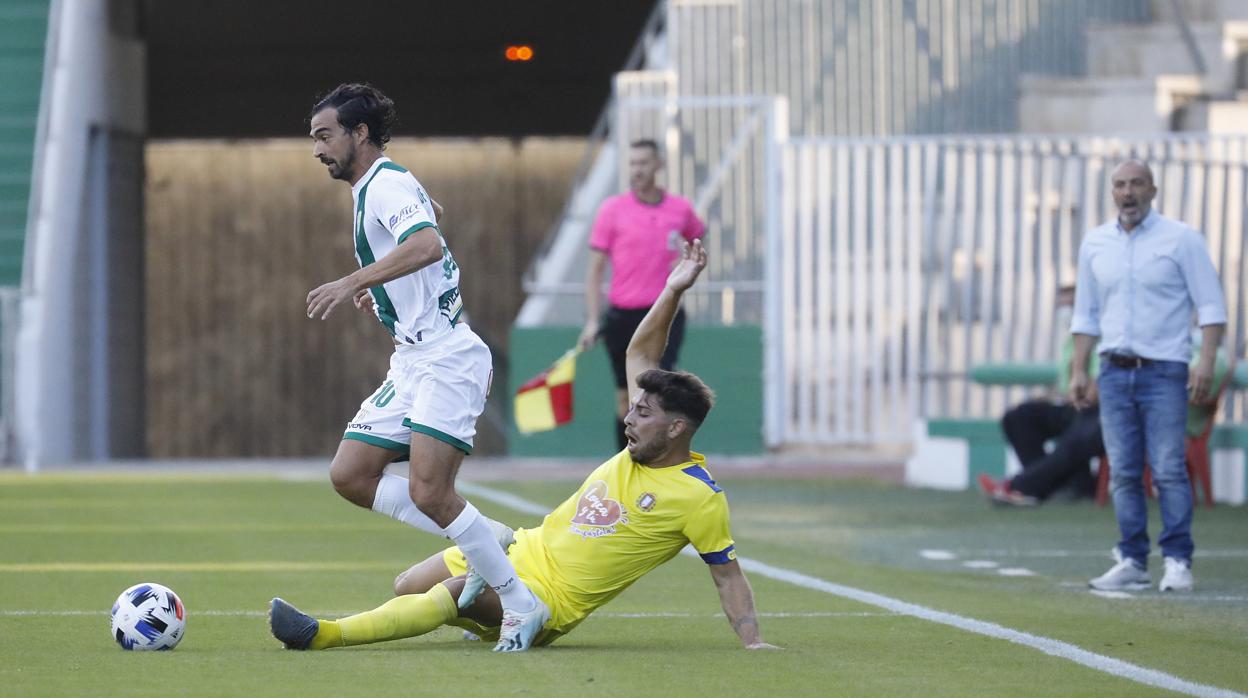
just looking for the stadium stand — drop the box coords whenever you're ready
[0,0,48,285]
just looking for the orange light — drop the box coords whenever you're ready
[505,45,534,62]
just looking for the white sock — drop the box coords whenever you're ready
[443,502,536,612]
[370,473,444,536]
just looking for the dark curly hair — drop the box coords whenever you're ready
[636,369,716,428]
[309,83,397,149]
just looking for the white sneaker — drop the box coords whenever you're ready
[1159,557,1194,592]
[1089,559,1150,591]
[492,594,551,653]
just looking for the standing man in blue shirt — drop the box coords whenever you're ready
[1070,160,1227,593]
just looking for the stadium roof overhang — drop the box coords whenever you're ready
[142,0,656,139]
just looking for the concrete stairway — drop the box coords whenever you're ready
[1019,1,1248,134]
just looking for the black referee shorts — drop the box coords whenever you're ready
[602,305,687,389]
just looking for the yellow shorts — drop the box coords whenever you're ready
[441,529,587,646]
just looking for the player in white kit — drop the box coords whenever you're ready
[301,83,549,651]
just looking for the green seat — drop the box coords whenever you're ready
[968,363,1057,387]
[971,338,1101,391]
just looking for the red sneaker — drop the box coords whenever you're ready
[977,473,1005,496]
[977,474,1038,507]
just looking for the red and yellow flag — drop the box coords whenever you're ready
[514,349,577,434]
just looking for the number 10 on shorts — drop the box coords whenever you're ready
[372,381,397,408]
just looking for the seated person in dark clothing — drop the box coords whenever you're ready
[979,287,1103,506]
[986,389,1102,505]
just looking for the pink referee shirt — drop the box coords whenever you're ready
[589,191,706,309]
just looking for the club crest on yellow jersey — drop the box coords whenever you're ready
[569,480,629,539]
[636,492,657,512]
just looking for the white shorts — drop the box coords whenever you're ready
[343,324,493,455]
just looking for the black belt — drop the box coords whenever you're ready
[1105,353,1153,369]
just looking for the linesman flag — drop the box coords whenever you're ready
[514,348,578,434]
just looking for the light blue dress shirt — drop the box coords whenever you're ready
[1071,210,1227,363]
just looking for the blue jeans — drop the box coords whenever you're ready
[1097,360,1193,567]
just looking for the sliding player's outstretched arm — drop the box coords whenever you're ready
[708,560,780,649]
[624,239,707,391]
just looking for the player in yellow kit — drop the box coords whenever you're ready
[270,240,779,650]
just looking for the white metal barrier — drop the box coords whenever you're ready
[772,134,1248,446]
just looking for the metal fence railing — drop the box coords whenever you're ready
[772,134,1248,446]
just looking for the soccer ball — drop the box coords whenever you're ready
[110,583,186,651]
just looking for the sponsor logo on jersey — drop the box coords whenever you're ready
[347,423,373,431]
[636,492,657,512]
[570,480,629,539]
[389,203,423,230]
[438,287,463,322]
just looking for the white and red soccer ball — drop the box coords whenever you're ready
[110,583,186,651]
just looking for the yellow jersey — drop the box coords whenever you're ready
[508,449,736,630]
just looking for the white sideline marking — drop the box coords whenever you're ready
[997,568,1036,577]
[0,610,889,620]
[1090,591,1134,600]
[600,611,893,619]
[0,562,400,573]
[1080,590,1248,604]
[919,549,957,560]
[0,610,275,617]
[1061,583,1248,603]
[461,481,1245,698]
[962,560,999,569]
[962,549,1248,559]
[730,559,1241,698]
[460,482,548,517]
[0,523,397,534]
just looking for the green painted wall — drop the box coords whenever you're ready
[508,325,764,457]
[0,0,49,285]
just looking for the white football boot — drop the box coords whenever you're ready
[492,593,551,653]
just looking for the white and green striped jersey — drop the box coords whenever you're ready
[350,156,463,344]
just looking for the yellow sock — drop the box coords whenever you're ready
[308,619,343,650]
[314,583,457,649]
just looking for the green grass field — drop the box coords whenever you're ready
[2,469,1246,697]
